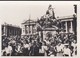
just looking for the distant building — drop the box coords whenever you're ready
[57,14,77,35]
[21,19,37,36]
[2,23,22,37]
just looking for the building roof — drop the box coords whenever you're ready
[2,23,21,29]
[22,19,36,25]
[56,14,77,21]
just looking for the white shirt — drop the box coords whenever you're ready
[24,44,29,48]
[41,46,48,53]
[17,45,21,52]
[72,42,77,49]
[56,45,62,52]
[5,46,12,54]
[56,44,64,52]
[63,48,70,56]
[72,42,77,56]
[44,40,50,45]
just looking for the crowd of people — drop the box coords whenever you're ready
[2,33,77,56]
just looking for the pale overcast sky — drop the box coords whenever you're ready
[0,1,77,27]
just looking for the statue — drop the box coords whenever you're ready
[46,5,55,19]
[39,5,58,28]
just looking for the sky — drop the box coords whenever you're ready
[0,1,77,27]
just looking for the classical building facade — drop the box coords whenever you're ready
[2,23,22,37]
[57,14,77,35]
[21,19,37,36]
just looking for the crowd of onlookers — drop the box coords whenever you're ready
[2,33,77,56]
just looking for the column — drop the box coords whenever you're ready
[32,25,33,34]
[27,25,28,34]
[26,25,28,34]
[12,28,13,36]
[14,29,15,35]
[3,26,6,36]
[5,26,7,36]
[30,26,31,34]
[9,28,11,36]
[32,25,34,33]
[25,25,27,34]
[65,22,68,33]
[28,25,30,34]
[24,25,26,35]
[31,26,32,34]
[13,28,14,36]
[10,28,11,36]
[29,25,30,34]
[70,21,73,33]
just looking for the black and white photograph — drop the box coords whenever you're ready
[0,1,77,56]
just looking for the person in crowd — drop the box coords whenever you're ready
[48,43,57,56]
[71,39,77,56]
[34,40,40,56]
[22,40,29,56]
[2,43,12,56]
[29,39,34,55]
[2,37,10,50]
[63,44,71,56]
[44,37,51,47]
[40,41,48,56]
[30,40,40,56]
[15,43,22,56]
[68,43,74,56]
[11,42,16,56]
[56,42,64,56]
[2,32,77,56]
